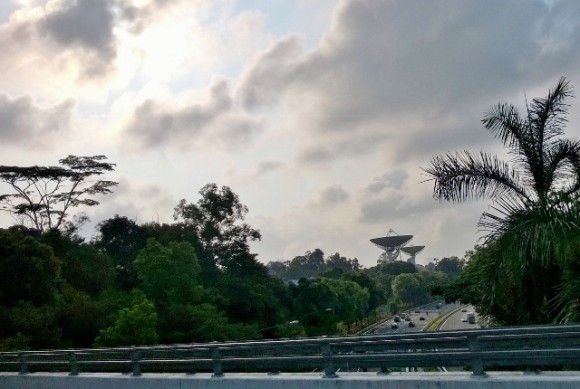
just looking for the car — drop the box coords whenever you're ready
[461,308,468,312]
[414,309,421,313]
[461,314,468,322]
[408,321,415,327]
[419,316,425,321]
[466,312,476,324]
[404,316,411,321]
[391,322,399,329]
[393,315,401,322]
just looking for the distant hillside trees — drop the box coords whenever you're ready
[267,249,361,280]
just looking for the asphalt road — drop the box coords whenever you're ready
[372,302,462,334]
[438,305,480,331]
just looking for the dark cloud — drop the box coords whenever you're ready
[125,79,262,151]
[39,0,117,78]
[238,0,580,165]
[0,94,74,147]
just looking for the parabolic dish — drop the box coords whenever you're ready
[370,235,413,249]
[400,245,425,255]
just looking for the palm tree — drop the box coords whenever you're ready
[424,77,580,323]
[424,77,580,241]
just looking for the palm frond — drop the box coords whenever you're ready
[481,192,580,268]
[482,103,527,149]
[528,76,573,147]
[423,151,530,203]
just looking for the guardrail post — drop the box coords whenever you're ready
[186,349,196,375]
[18,353,28,375]
[130,349,142,376]
[69,352,78,376]
[467,334,486,377]
[211,346,223,377]
[321,343,338,378]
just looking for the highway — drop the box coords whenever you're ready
[371,301,463,334]
[438,305,480,330]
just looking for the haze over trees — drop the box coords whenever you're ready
[424,77,580,324]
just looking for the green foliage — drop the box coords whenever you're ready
[174,183,261,276]
[291,277,369,336]
[0,155,117,232]
[0,227,61,306]
[134,239,202,305]
[58,287,110,348]
[159,303,259,342]
[267,249,361,280]
[379,261,417,276]
[94,298,158,347]
[425,77,580,325]
[9,301,61,349]
[42,229,112,296]
[95,215,146,290]
[435,256,464,278]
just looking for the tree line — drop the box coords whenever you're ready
[0,168,452,350]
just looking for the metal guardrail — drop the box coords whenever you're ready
[1,324,579,378]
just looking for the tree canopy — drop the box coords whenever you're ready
[425,77,580,324]
[0,155,117,232]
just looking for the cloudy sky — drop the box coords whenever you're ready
[1,0,580,267]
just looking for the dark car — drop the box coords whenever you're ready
[408,321,415,327]
[419,316,425,321]
[391,322,399,329]
[394,315,401,322]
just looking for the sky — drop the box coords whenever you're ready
[1,0,580,268]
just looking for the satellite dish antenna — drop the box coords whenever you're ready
[370,229,413,263]
[400,245,425,265]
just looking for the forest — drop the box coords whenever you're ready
[0,160,454,350]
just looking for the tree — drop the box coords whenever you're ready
[0,227,61,307]
[93,298,158,347]
[173,183,262,278]
[424,77,580,324]
[133,239,202,306]
[94,215,146,289]
[436,256,464,278]
[380,261,417,276]
[0,155,117,232]
[423,77,580,247]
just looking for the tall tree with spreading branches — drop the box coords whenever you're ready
[0,155,117,232]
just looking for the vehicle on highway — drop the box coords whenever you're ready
[461,308,468,312]
[461,315,468,322]
[394,315,401,322]
[404,316,411,321]
[408,321,415,327]
[419,316,425,321]
[414,309,421,313]
[391,322,399,329]
[466,312,476,324]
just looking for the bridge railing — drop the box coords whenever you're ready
[1,324,579,378]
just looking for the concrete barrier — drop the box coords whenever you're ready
[2,372,580,389]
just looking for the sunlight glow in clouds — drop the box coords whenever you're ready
[1,0,580,267]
